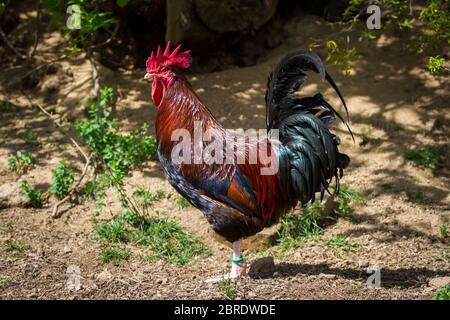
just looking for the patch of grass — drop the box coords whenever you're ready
[0,276,11,289]
[176,196,190,209]
[351,284,362,294]
[278,201,323,251]
[100,247,130,266]
[24,130,38,143]
[0,138,5,146]
[0,100,14,112]
[50,160,75,198]
[404,188,424,202]
[8,151,34,173]
[132,188,165,212]
[81,181,96,200]
[439,223,449,239]
[95,219,129,244]
[218,279,238,300]
[5,239,29,256]
[321,235,358,253]
[335,185,365,223]
[95,211,209,265]
[381,183,395,191]
[129,214,209,265]
[433,285,450,300]
[20,182,44,208]
[404,145,444,172]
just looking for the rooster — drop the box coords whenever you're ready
[144,43,351,279]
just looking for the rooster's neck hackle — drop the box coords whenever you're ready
[155,77,224,153]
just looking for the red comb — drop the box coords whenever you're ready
[146,42,192,73]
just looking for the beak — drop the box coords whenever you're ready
[144,73,153,81]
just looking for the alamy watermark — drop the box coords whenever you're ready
[66,5,81,30]
[170,121,280,175]
[366,265,382,289]
[66,265,81,291]
[366,5,381,30]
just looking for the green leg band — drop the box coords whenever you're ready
[232,256,244,264]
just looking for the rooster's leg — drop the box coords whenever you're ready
[230,239,246,279]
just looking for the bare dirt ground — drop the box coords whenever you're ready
[0,13,449,299]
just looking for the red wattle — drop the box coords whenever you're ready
[151,78,166,107]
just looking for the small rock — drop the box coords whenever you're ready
[357,260,370,268]
[96,269,113,282]
[428,277,450,289]
[0,181,26,208]
[63,246,72,254]
[248,256,275,279]
[319,273,337,279]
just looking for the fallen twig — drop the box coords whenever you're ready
[0,27,27,60]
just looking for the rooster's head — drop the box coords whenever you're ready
[145,42,192,107]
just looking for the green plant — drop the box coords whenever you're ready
[325,40,356,76]
[24,130,38,143]
[20,182,44,208]
[5,239,30,256]
[96,218,129,244]
[278,201,323,251]
[95,211,209,265]
[219,279,238,300]
[335,185,365,217]
[404,188,424,202]
[8,151,34,173]
[439,222,449,238]
[76,87,157,177]
[177,197,190,209]
[322,235,358,253]
[75,87,157,212]
[42,0,117,52]
[50,160,75,198]
[433,285,450,300]
[404,145,443,172]
[100,247,130,265]
[0,100,14,112]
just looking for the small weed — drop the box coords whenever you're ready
[219,280,238,300]
[404,145,444,172]
[278,201,323,251]
[20,182,44,208]
[24,130,38,143]
[0,276,11,289]
[100,247,130,265]
[433,285,450,300]
[131,215,209,265]
[5,239,29,256]
[351,285,362,294]
[95,219,129,244]
[8,151,34,173]
[381,183,395,190]
[335,185,365,223]
[95,211,209,265]
[0,100,14,112]
[50,160,75,198]
[81,181,96,200]
[322,235,358,253]
[439,223,449,239]
[404,188,424,202]
[0,138,5,146]
[177,196,190,209]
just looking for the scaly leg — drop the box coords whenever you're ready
[230,239,246,279]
